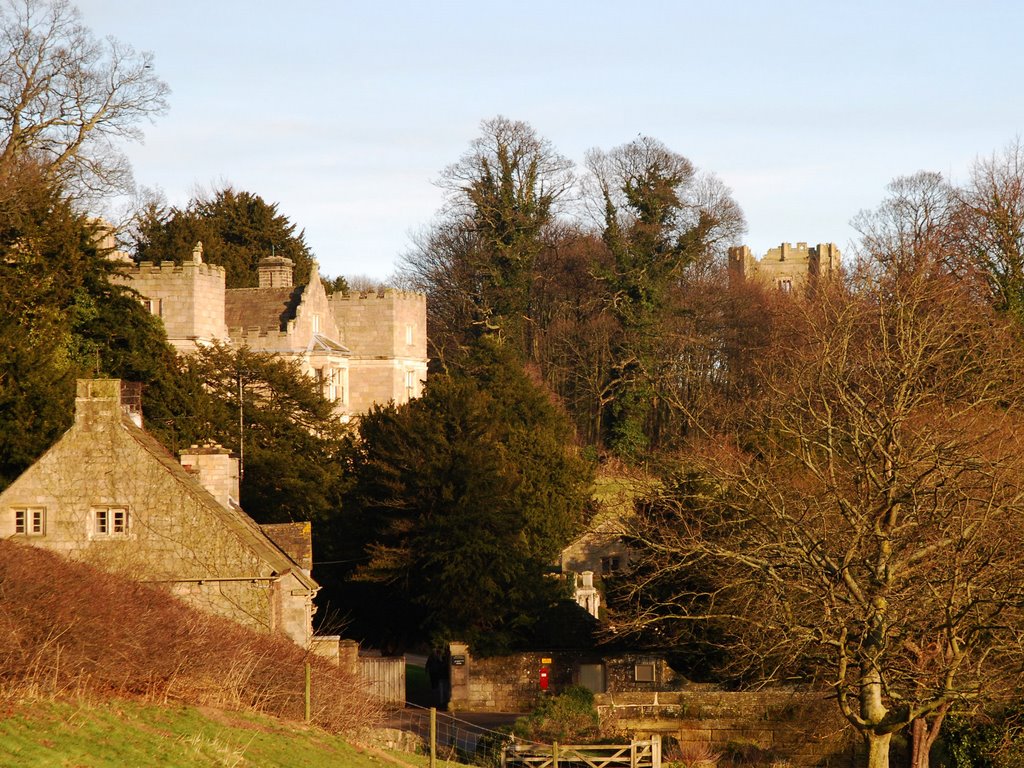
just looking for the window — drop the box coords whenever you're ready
[94,506,129,536]
[14,507,45,536]
[405,370,416,401]
[312,314,320,334]
[634,663,656,683]
[405,324,414,346]
[778,279,793,293]
[143,298,162,317]
[601,556,621,576]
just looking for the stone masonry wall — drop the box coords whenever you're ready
[0,381,314,646]
[447,646,675,713]
[114,261,228,350]
[727,242,840,294]
[598,690,851,767]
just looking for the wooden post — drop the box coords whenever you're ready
[630,739,637,768]
[304,662,311,723]
[553,741,559,768]
[430,707,437,768]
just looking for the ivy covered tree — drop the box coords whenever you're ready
[331,338,592,653]
[585,136,745,457]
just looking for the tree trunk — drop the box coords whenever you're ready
[908,710,946,768]
[866,731,892,768]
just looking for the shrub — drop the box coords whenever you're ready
[0,540,381,732]
[512,685,600,743]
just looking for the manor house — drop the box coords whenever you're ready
[113,243,428,418]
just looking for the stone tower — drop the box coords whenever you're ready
[728,242,840,293]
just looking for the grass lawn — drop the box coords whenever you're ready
[0,698,466,768]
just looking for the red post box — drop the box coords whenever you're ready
[539,665,549,691]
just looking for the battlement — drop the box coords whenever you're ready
[129,259,227,279]
[228,327,291,341]
[331,289,426,304]
[728,241,840,293]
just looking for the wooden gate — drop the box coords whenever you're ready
[503,739,660,768]
[359,654,405,705]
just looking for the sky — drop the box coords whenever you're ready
[74,0,1024,281]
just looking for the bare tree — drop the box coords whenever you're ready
[949,140,1024,320]
[0,0,169,197]
[619,272,1024,768]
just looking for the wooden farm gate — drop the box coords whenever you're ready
[503,739,660,768]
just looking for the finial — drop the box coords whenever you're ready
[192,241,204,264]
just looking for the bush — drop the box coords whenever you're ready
[512,686,600,743]
[0,540,381,732]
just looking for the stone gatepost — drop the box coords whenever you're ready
[448,641,470,710]
[339,639,360,677]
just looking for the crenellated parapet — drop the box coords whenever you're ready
[728,241,840,294]
[112,253,229,351]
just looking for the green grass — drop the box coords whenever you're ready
[0,698,429,768]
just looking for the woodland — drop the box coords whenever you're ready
[6,1,1024,766]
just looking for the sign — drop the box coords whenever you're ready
[451,655,466,666]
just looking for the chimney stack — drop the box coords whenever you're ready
[180,444,240,508]
[257,255,294,288]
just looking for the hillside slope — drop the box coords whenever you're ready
[0,539,378,732]
[0,698,417,768]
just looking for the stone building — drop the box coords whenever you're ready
[728,241,840,293]
[0,379,318,647]
[114,244,428,417]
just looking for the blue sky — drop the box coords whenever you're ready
[76,1,1024,281]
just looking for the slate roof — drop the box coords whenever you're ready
[224,285,303,331]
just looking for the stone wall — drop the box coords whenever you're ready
[598,690,851,767]
[447,644,675,713]
[727,242,840,294]
[0,380,316,647]
[114,260,228,351]
[331,291,428,413]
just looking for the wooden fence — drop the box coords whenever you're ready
[503,739,660,768]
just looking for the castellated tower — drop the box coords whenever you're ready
[728,242,840,294]
[112,242,229,352]
[329,290,428,415]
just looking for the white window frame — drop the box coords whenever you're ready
[93,506,129,537]
[14,507,45,536]
[143,298,162,317]
[634,663,656,683]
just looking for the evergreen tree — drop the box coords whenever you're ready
[133,187,330,289]
[333,338,591,653]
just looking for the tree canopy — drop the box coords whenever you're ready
[616,266,1024,768]
[331,338,592,653]
[132,187,332,290]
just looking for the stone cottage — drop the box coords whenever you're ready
[113,244,428,417]
[0,379,318,647]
